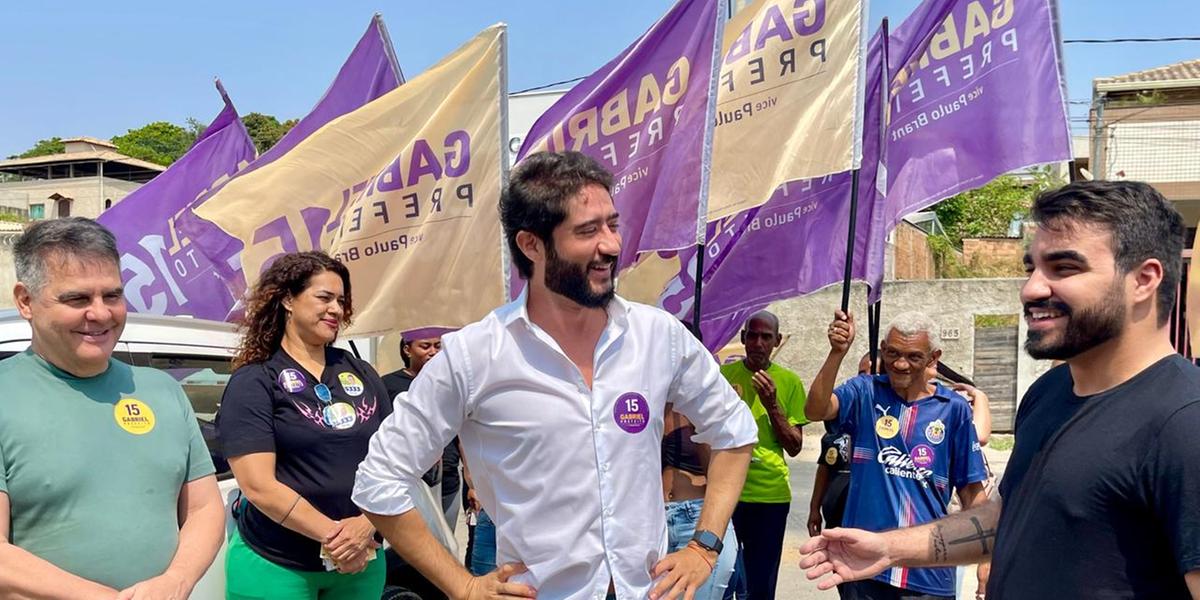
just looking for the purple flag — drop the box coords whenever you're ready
[517,0,722,273]
[99,81,256,319]
[179,14,404,318]
[863,0,1071,297]
[654,0,1071,350]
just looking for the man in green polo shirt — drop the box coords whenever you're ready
[0,218,224,599]
[721,310,807,600]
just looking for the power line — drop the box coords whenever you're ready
[1064,36,1200,44]
[512,38,1199,94]
[512,76,587,95]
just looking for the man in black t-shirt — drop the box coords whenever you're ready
[798,180,1200,599]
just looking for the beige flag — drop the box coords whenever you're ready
[194,25,507,337]
[706,0,865,220]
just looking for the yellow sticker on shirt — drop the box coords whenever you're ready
[114,398,156,435]
[825,447,838,465]
[875,415,900,439]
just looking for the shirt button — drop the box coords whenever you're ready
[602,463,610,472]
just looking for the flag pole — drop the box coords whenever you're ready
[498,24,513,301]
[842,13,884,314]
[690,0,728,338]
[867,17,891,370]
[840,170,862,313]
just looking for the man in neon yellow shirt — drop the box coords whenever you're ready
[720,310,807,600]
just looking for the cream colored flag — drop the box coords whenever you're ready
[193,25,507,337]
[707,0,865,220]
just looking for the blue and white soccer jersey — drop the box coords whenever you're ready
[836,375,987,596]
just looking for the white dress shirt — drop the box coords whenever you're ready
[353,292,757,600]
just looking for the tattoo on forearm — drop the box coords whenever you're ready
[931,525,949,563]
[946,517,996,556]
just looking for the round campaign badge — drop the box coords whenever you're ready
[912,444,935,469]
[114,398,156,435]
[875,415,900,439]
[323,402,358,430]
[338,372,364,397]
[613,392,650,434]
[925,419,946,445]
[278,369,307,394]
[825,447,839,465]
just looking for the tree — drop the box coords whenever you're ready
[933,167,1064,246]
[241,113,297,154]
[112,121,196,166]
[10,137,65,159]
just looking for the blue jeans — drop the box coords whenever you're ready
[666,498,738,600]
[469,509,497,576]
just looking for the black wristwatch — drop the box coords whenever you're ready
[690,529,724,554]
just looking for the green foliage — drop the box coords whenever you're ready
[988,434,1014,451]
[0,212,28,223]
[928,167,1065,278]
[975,314,1019,328]
[241,113,297,154]
[934,167,1064,246]
[112,121,197,166]
[10,137,65,159]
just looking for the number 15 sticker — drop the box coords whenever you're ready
[613,392,649,434]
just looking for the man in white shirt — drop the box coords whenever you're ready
[353,151,757,600]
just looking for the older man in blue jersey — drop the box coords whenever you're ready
[805,311,987,600]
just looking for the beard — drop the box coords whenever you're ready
[544,244,617,308]
[1024,281,1126,360]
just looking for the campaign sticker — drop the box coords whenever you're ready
[925,419,946,445]
[613,392,649,434]
[825,447,839,465]
[114,398,156,435]
[323,402,358,430]
[912,444,935,468]
[875,415,900,439]
[338,372,364,397]
[278,369,307,394]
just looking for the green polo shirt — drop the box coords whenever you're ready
[720,360,807,503]
[0,350,214,589]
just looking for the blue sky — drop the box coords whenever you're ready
[1,0,1197,158]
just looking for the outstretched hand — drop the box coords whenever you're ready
[798,528,894,591]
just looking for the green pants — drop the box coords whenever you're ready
[225,529,385,600]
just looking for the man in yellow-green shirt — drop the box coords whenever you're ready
[720,310,807,600]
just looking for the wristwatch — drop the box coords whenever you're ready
[690,529,724,554]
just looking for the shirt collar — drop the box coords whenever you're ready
[498,285,631,332]
[873,374,954,402]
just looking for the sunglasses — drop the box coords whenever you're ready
[314,383,333,406]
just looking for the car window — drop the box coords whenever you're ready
[134,353,234,480]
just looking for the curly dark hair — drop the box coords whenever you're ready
[233,251,353,369]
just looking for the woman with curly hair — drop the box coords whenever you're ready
[217,251,391,599]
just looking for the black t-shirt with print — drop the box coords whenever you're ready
[217,346,392,571]
[990,355,1200,599]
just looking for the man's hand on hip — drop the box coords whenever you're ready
[650,543,716,600]
[461,562,537,600]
